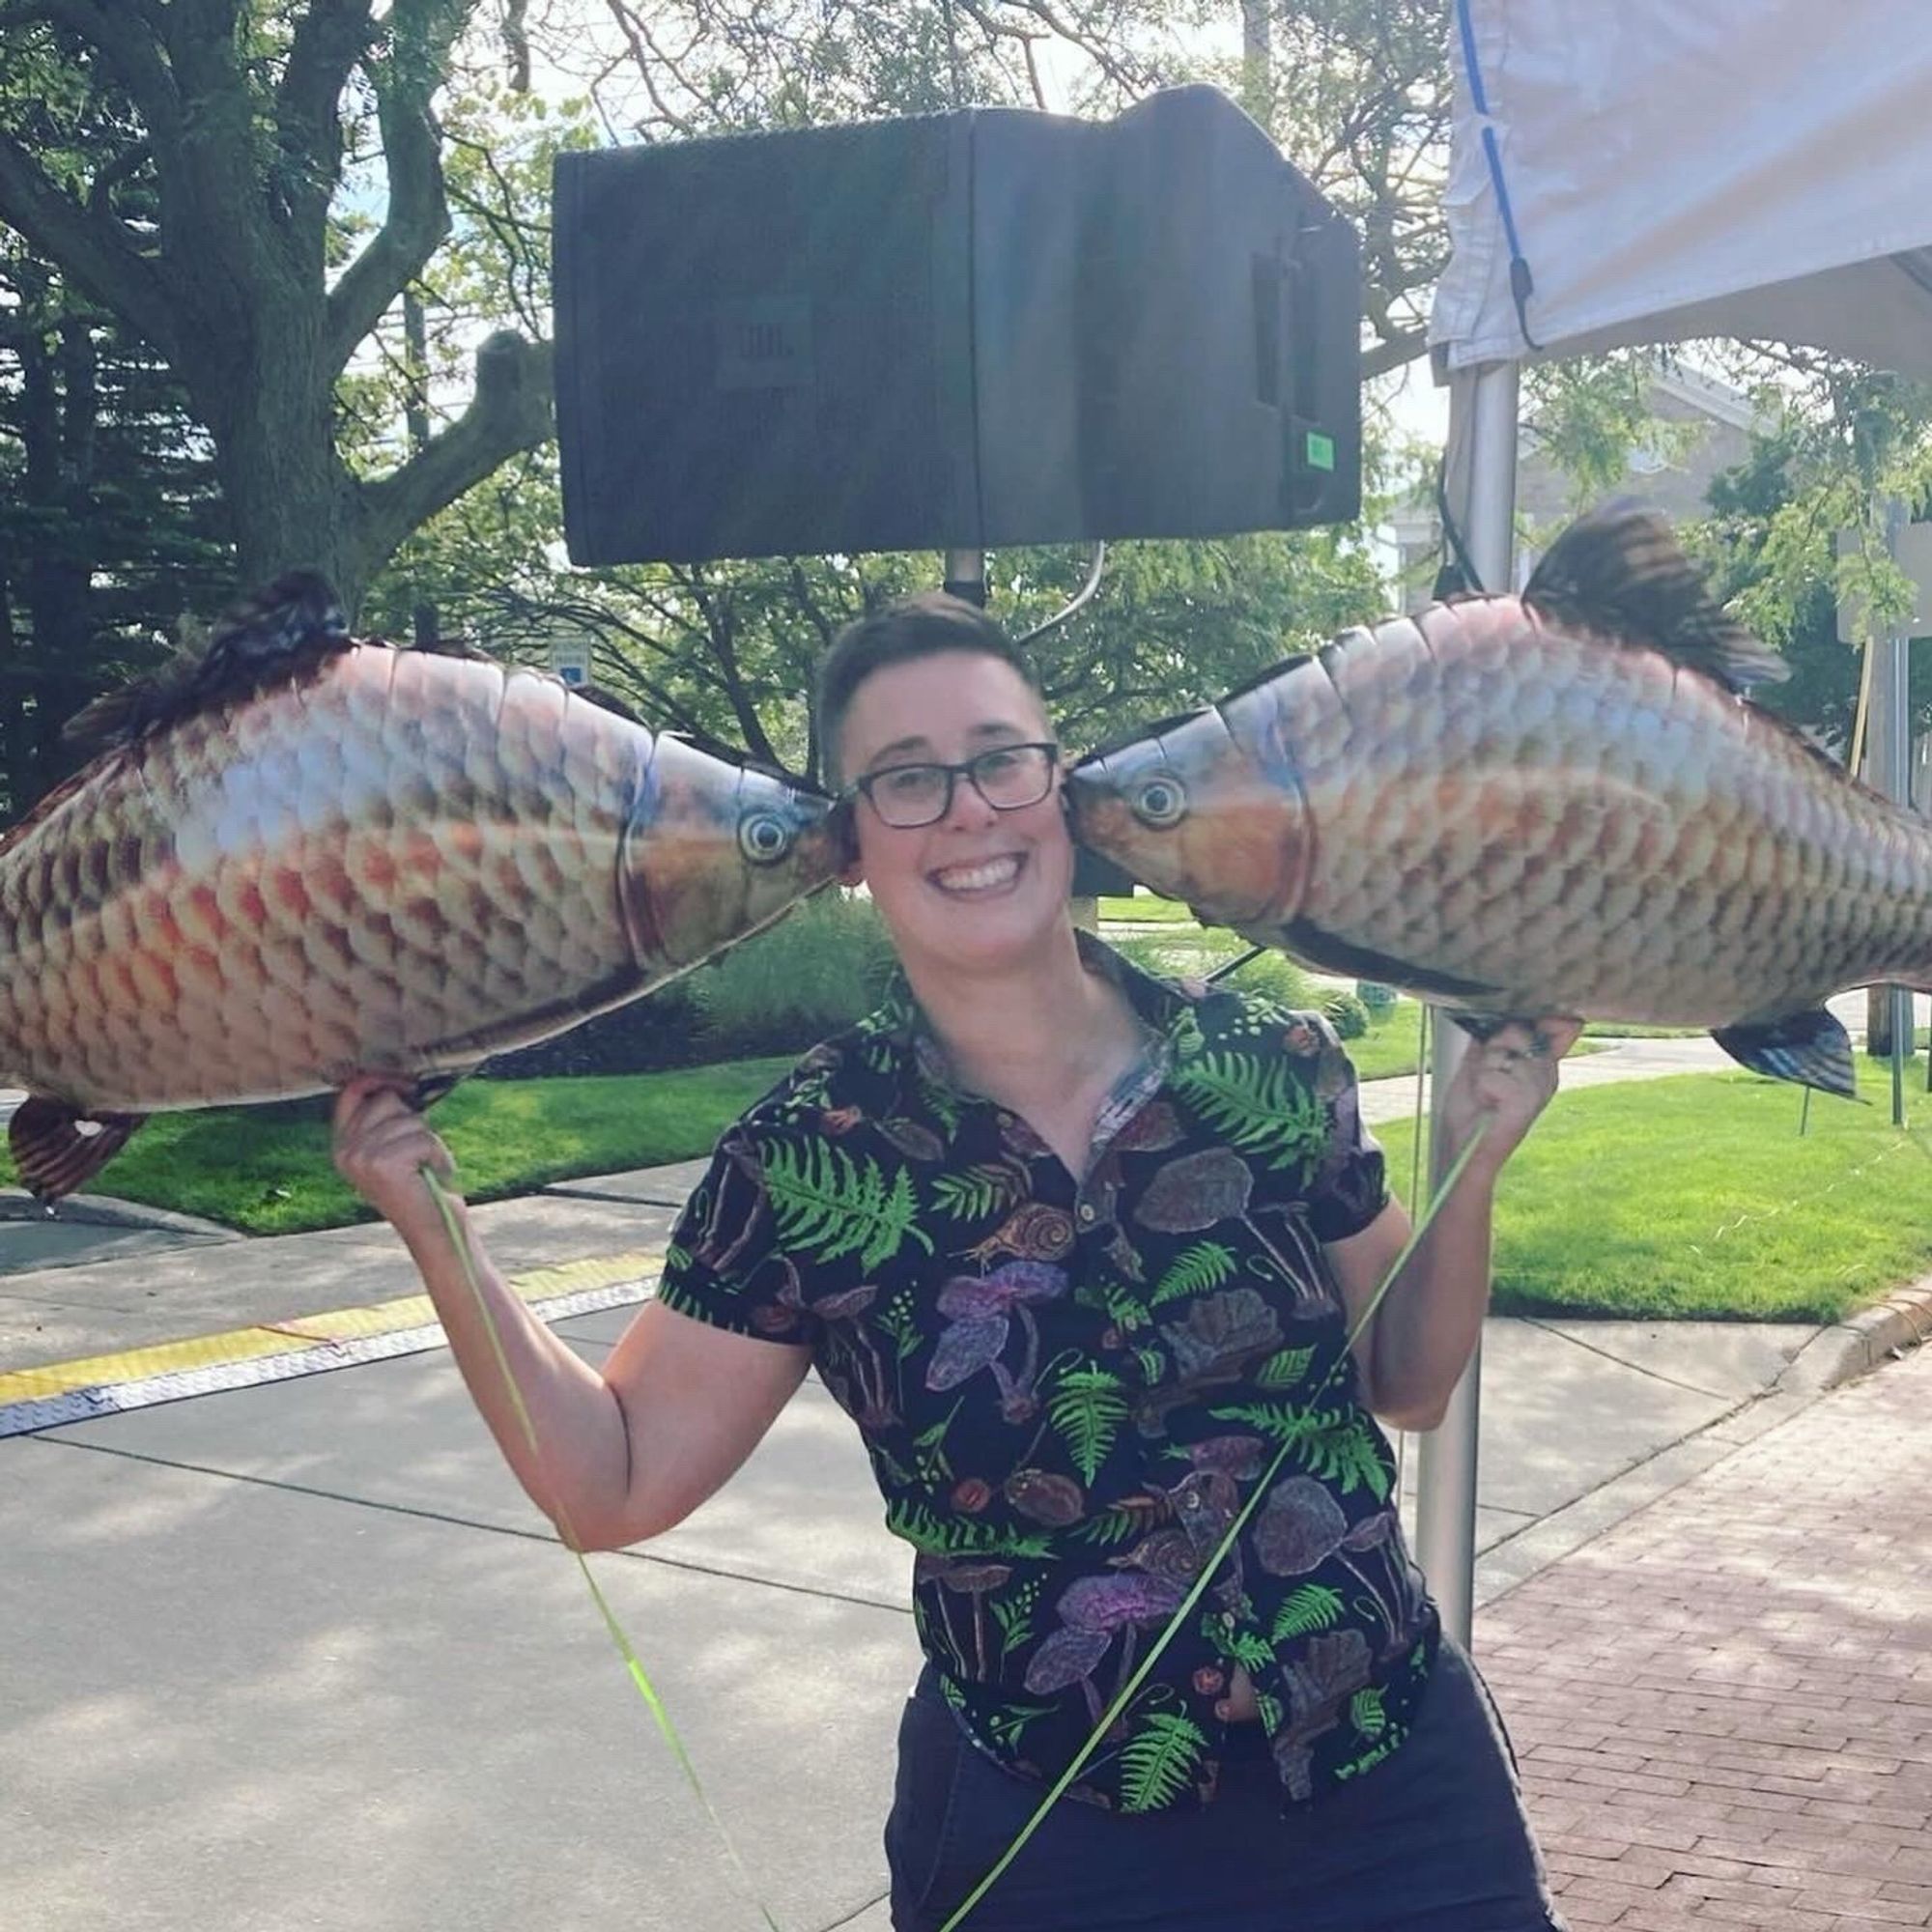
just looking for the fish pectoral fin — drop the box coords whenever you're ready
[1711,1011,1859,1098]
[408,1071,467,1112]
[9,1098,147,1205]
[1523,504,1789,694]
[1275,921,1501,1003]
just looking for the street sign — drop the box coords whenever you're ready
[549,637,592,689]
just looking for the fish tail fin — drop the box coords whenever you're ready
[9,1097,147,1205]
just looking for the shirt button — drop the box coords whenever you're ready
[1076,1205,1095,1224]
[1181,1492,1203,1513]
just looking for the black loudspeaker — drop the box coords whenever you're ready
[554,86,1360,567]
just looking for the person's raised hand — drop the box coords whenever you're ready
[1439,1016,1585,1181]
[332,1076,459,1237]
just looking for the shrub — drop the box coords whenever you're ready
[686,890,900,1057]
[1321,989,1372,1039]
[483,976,711,1078]
[1356,980,1399,1013]
[1223,950,1320,1009]
[484,891,897,1078]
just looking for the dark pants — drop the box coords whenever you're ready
[884,1638,1567,1932]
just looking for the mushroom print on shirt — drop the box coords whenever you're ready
[656,935,1436,1813]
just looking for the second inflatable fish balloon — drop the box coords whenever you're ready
[0,575,841,1201]
[1066,506,1928,1098]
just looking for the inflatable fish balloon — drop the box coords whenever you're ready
[0,575,840,1201]
[1066,507,1928,1099]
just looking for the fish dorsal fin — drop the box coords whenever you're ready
[1524,504,1789,694]
[64,571,356,753]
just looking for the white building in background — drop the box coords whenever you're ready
[1388,360,1760,610]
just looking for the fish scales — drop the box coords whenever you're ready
[1065,507,1932,1096]
[0,604,836,1155]
[0,651,638,1111]
[1263,603,1930,1022]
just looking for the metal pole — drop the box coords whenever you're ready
[944,548,987,608]
[1882,500,1913,1126]
[1413,360,1520,1650]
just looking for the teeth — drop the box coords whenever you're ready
[934,855,1022,892]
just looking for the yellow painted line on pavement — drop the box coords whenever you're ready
[0,1326,302,1403]
[0,1245,666,1435]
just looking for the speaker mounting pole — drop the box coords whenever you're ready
[943,547,987,608]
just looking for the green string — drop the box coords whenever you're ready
[420,1166,781,1932]
[935,1122,1495,1932]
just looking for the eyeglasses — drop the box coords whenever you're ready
[847,742,1060,829]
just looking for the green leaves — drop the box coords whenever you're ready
[1208,1402,1391,1500]
[1151,1238,1238,1306]
[1119,1711,1208,1814]
[1272,1583,1346,1642]
[1297,1420,1393,1502]
[884,1500,1051,1559]
[932,1161,1027,1224]
[1350,1687,1388,1742]
[759,1137,932,1271]
[1255,1346,1317,1391]
[1173,1051,1331,1172]
[1047,1363,1128,1485]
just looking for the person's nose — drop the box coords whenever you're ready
[940,767,1001,832]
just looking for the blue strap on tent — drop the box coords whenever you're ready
[1454,0,1543,351]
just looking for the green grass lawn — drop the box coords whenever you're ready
[1374,1061,1932,1323]
[1098,895,1196,923]
[17,1042,1926,1326]
[3,1057,798,1236]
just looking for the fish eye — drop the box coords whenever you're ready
[1131,773,1188,827]
[738,811,792,864]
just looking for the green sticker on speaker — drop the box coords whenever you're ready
[1305,431,1337,472]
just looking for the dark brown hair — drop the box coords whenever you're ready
[814,591,1043,785]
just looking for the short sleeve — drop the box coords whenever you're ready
[654,1122,820,1348]
[1298,1014,1390,1244]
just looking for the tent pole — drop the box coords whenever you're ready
[1414,359,1520,1653]
[1881,499,1913,1125]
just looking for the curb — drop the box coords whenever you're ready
[0,1188,239,1241]
[0,1247,664,1439]
[1773,1275,1932,1396]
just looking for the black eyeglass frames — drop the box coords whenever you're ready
[847,742,1061,829]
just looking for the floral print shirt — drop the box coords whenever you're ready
[656,935,1438,1814]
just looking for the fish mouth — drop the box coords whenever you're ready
[1064,736,1293,929]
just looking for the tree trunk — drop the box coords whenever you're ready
[18,324,99,803]
[190,317,369,615]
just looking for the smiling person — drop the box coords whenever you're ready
[332,591,1580,1932]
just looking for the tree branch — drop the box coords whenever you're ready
[1360,324,1429,383]
[355,329,554,579]
[272,0,377,248]
[5,1,183,148]
[323,0,468,377]
[0,130,176,356]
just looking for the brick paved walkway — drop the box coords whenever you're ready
[1478,1345,1932,1931]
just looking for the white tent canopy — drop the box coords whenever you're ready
[1430,0,1932,380]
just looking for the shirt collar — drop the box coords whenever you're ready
[871,929,1199,1102]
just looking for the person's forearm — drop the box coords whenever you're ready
[391,1189,635,1547]
[1364,1173,1497,1431]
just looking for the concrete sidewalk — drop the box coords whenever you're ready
[3,1026,1931,1931]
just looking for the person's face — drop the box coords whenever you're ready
[837,650,1074,977]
